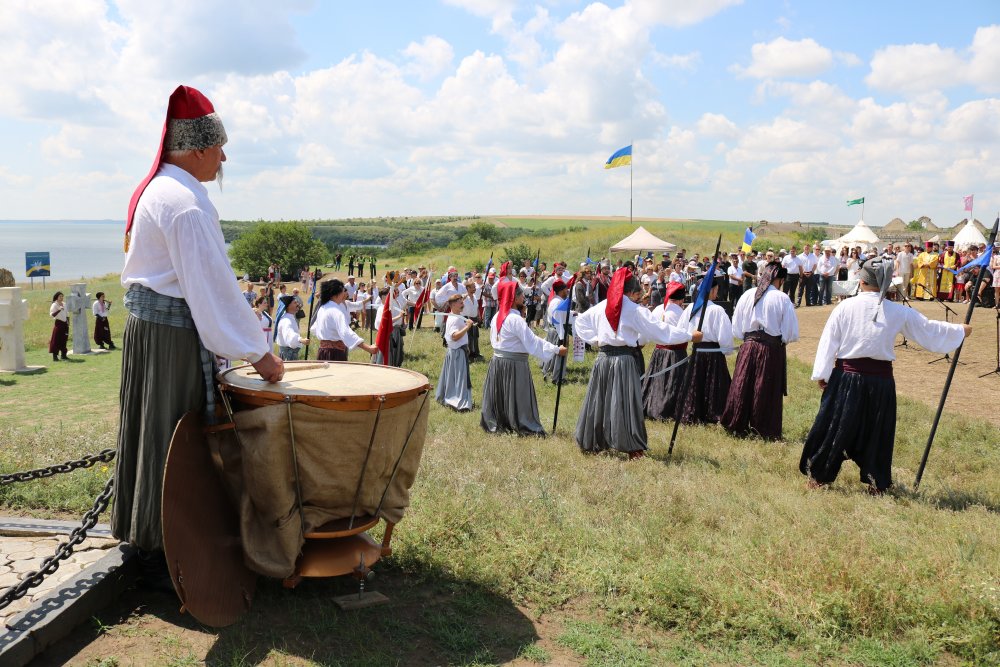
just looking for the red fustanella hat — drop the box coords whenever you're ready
[125,85,228,251]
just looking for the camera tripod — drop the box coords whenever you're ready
[915,282,966,365]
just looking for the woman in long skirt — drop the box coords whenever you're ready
[642,282,686,420]
[676,276,732,424]
[437,294,474,411]
[93,291,116,350]
[49,291,69,361]
[573,270,694,458]
[481,282,566,436]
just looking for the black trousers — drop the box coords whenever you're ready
[783,274,800,300]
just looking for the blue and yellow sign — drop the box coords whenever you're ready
[25,252,51,277]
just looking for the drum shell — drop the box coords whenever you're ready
[213,366,430,579]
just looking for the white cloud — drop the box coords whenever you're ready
[866,43,964,94]
[402,36,455,81]
[114,0,307,78]
[651,50,700,71]
[849,94,948,140]
[628,0,743,27]
[941,99,1000,143]
[969,25,1000,93]
[441,0,518,33]
[696,113,739,139]
[734,37,834,79]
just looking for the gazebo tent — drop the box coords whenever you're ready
[609,226,676,252]
[836,219,881,246]
[951,220,987,249]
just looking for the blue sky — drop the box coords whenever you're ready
[1,0,998,227]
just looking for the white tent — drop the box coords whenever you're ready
[952,220,987,249]
[836,219,881,246]
[609,226,676,252]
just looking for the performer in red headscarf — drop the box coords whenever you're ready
[573,267,696,458]
[481,281,567,435]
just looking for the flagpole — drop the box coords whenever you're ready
[668,234,722,457]
[302,269,319,360]
[629,140,633,227]
[914,216,999,490]
[551,325,570,433]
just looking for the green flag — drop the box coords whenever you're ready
[847,197,865,206]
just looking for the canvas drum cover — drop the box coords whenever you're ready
[215,396,428,578]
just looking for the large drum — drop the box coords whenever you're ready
[163,361,430,625]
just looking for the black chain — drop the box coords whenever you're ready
[0,449,116,486]
[0,475,115,612]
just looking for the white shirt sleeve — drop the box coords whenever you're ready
[167,209,269,362]
[811,308,842,381]
[573,306,599,345]
[900,307,967,354]
[510,315,558,361]
[781,297,800,344]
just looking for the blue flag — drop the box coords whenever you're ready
[485,253,494,274]
[550,292,571,326]
[690,258,719,319]
[946,243,993,275]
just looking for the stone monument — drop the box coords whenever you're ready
[0,287,44,374]
[66,283,95,355]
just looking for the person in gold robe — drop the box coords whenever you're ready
[938,240,958,300]
[914,241,939,300]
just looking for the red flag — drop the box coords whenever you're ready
[374,300,393,364]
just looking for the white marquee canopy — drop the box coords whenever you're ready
[609,226,676,252]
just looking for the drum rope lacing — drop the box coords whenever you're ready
[374,390,430,520]
[0,450,116,612]
[349,396,385,530]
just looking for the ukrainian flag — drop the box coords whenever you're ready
[604,145,632,169]
[741,227,756,253]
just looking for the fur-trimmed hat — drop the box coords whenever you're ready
[126,85,228,251]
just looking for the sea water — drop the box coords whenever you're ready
[0,221,125,282]
[0,220,232,283]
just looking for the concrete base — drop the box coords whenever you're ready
[67,349,110,357]
[0,545,137,667]
[0,518,133,667]
[0,366,46,375]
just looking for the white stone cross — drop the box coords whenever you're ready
[66,283,92,355]
[0,287,33,373]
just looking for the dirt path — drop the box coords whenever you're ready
[787,298,1000,427]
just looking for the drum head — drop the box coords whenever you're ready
[218,360,431,411]
[162,412,257,627]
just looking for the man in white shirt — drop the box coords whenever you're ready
[798,245,818,307]
[401,278,423,330]
[781,247,802,305]
[116,85,283,588]
[800,257,970,493]
[816,247,839,305]
[895,243,915,299]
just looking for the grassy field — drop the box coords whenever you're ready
[2,220,999,665]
